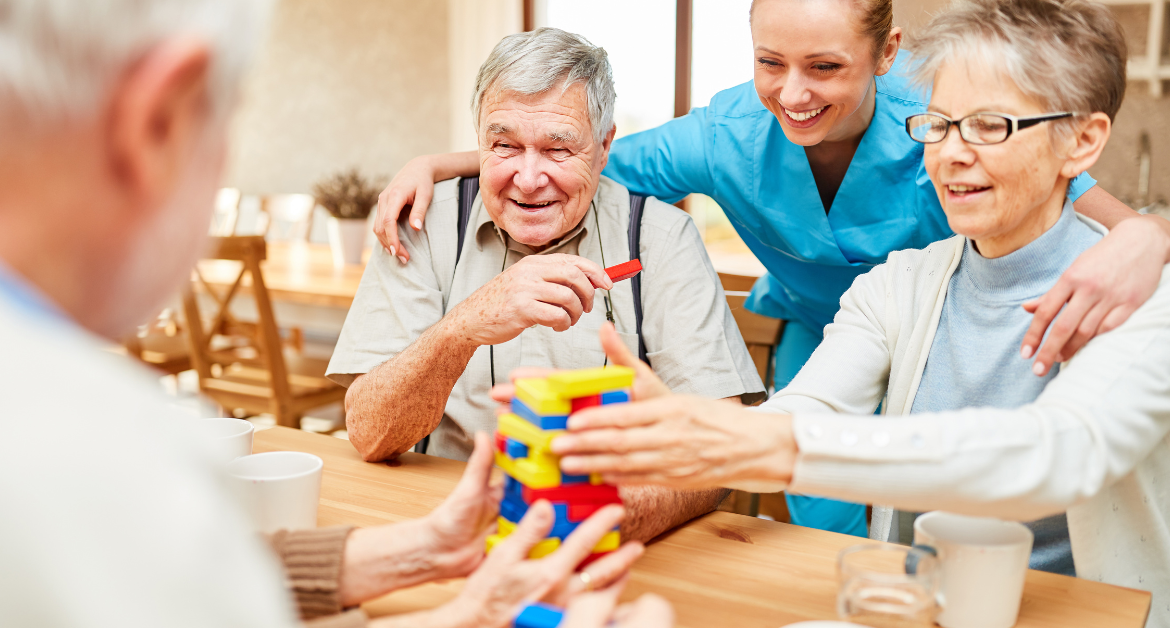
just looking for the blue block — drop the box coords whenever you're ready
[506,438,529,459]
[499,497,581,538]
[601,390,629,404]
[512,396,569,430]
[514,602,564,628]
[501,492,529,523]
[561,473,591,484]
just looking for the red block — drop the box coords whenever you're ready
[567,502,607,522]
[571,394,602,412]
[577,551,613,570]
[523,483,621,505]
[494,431,508,453]
[604,259,643,283]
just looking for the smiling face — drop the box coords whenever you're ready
[925,59,1077,258]
[750,0,897,146]
[477,82,614,249]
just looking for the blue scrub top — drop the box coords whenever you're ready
[603,51,1096,332]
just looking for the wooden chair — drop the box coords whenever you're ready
[210,188,243,236]
[181,236,346,428]
[122,308,191,376]
[718,271,790,521]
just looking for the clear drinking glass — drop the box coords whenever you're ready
[837,544,941,628]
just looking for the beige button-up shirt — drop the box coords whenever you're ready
[327,175,764,461]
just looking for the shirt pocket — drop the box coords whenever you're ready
[569,322,640,364]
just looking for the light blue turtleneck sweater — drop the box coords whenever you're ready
[909,201,1103,576]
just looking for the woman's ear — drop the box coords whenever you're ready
[1061,113,1111,179]
[874,26,903,76]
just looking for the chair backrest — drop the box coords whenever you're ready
[721,271,785,390]
[210,187,243,236]
[260,194,317,242]
[181,236,292,401]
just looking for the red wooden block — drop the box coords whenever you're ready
[567,501,607,522]
[570,394,602,412]
[495,431,508,454]
[604,259,642,283]
[577,551,613,570]
[523,483,621,505]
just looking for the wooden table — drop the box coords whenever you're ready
[254,427,1151,627]
[197,242,366,309]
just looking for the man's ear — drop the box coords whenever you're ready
[1061,113,1111,180]
[597,123,618,171]
[874,26,902,77]
[105,37,213,207]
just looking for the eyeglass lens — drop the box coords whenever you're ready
[907,113,1011,145]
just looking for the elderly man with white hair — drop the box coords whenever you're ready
[328,27,765,542]
[0,3,674,627]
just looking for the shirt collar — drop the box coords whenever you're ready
[474,194,595,255]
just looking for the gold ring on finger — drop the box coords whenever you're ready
[577,570,595,591]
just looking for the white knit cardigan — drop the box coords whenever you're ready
[759,216,1169,626]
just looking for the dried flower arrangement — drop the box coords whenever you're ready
[311,168,383,220]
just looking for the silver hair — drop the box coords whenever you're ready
[908,0,1127,141]
[0,0,272,126]
[472,27,616,144]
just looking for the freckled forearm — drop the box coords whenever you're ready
[618,485,730,543]
[345,318,477,461]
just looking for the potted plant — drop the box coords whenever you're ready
[312,168,382,267]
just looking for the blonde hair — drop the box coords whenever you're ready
[909,0,1127,127]
[750,0,894,59]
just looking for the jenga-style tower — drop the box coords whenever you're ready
[486,365,634,566]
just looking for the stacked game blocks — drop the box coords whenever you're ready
[486,366,634,566]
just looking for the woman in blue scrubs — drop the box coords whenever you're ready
[369,0,1170,537]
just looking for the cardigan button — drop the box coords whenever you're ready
[806,424,823,439]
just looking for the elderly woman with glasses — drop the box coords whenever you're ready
[546,0,1170,614]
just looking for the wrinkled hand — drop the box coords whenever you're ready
[417,432,503,578]
[451,502,645,627]
[552,394,795,490]
[489,323,670,405]
[374,156,438,264]
[1023,216,1170,375]
[562,582,675,628]
[448,255,612,347]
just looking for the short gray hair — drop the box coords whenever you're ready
[0,0,272,126]
[471,27,616,144]
[908,0,1127,140]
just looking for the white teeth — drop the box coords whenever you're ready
[784,106,826,122]
[947,184,988,193]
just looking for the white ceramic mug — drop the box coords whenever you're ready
[195,418,254,464]
[227,452,323,533]
[913,511,1034,628]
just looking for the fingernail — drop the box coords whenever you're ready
[412,219,422,230]
[1032,361,1045,376]
[389,245,396,257]
[397,255,408,264]
[1020,345,1033,359]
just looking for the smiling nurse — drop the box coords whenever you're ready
[369,0,1170,537]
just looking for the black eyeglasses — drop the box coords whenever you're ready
[905,111,1076,145]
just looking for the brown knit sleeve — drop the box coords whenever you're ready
[268,526,357,620]
[304,609,368,628]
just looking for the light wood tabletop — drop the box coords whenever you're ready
[197,242,367,309]
[254,426,1152,628]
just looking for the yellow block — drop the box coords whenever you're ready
[498,517,516,537]
[495,450,561,489]
[498,412,563,450]
[529,537,561,559]
[515,378,571,415]
[485,533,505,554]
[593,530,621,553]
[547,366,635,398]
[589,473,604,485]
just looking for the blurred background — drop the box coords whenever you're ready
[140,0,1167,442]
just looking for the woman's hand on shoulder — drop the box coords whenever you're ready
[374,155,441,265]
[1022,213,1170,375]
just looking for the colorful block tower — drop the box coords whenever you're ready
[487,365,633,566]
